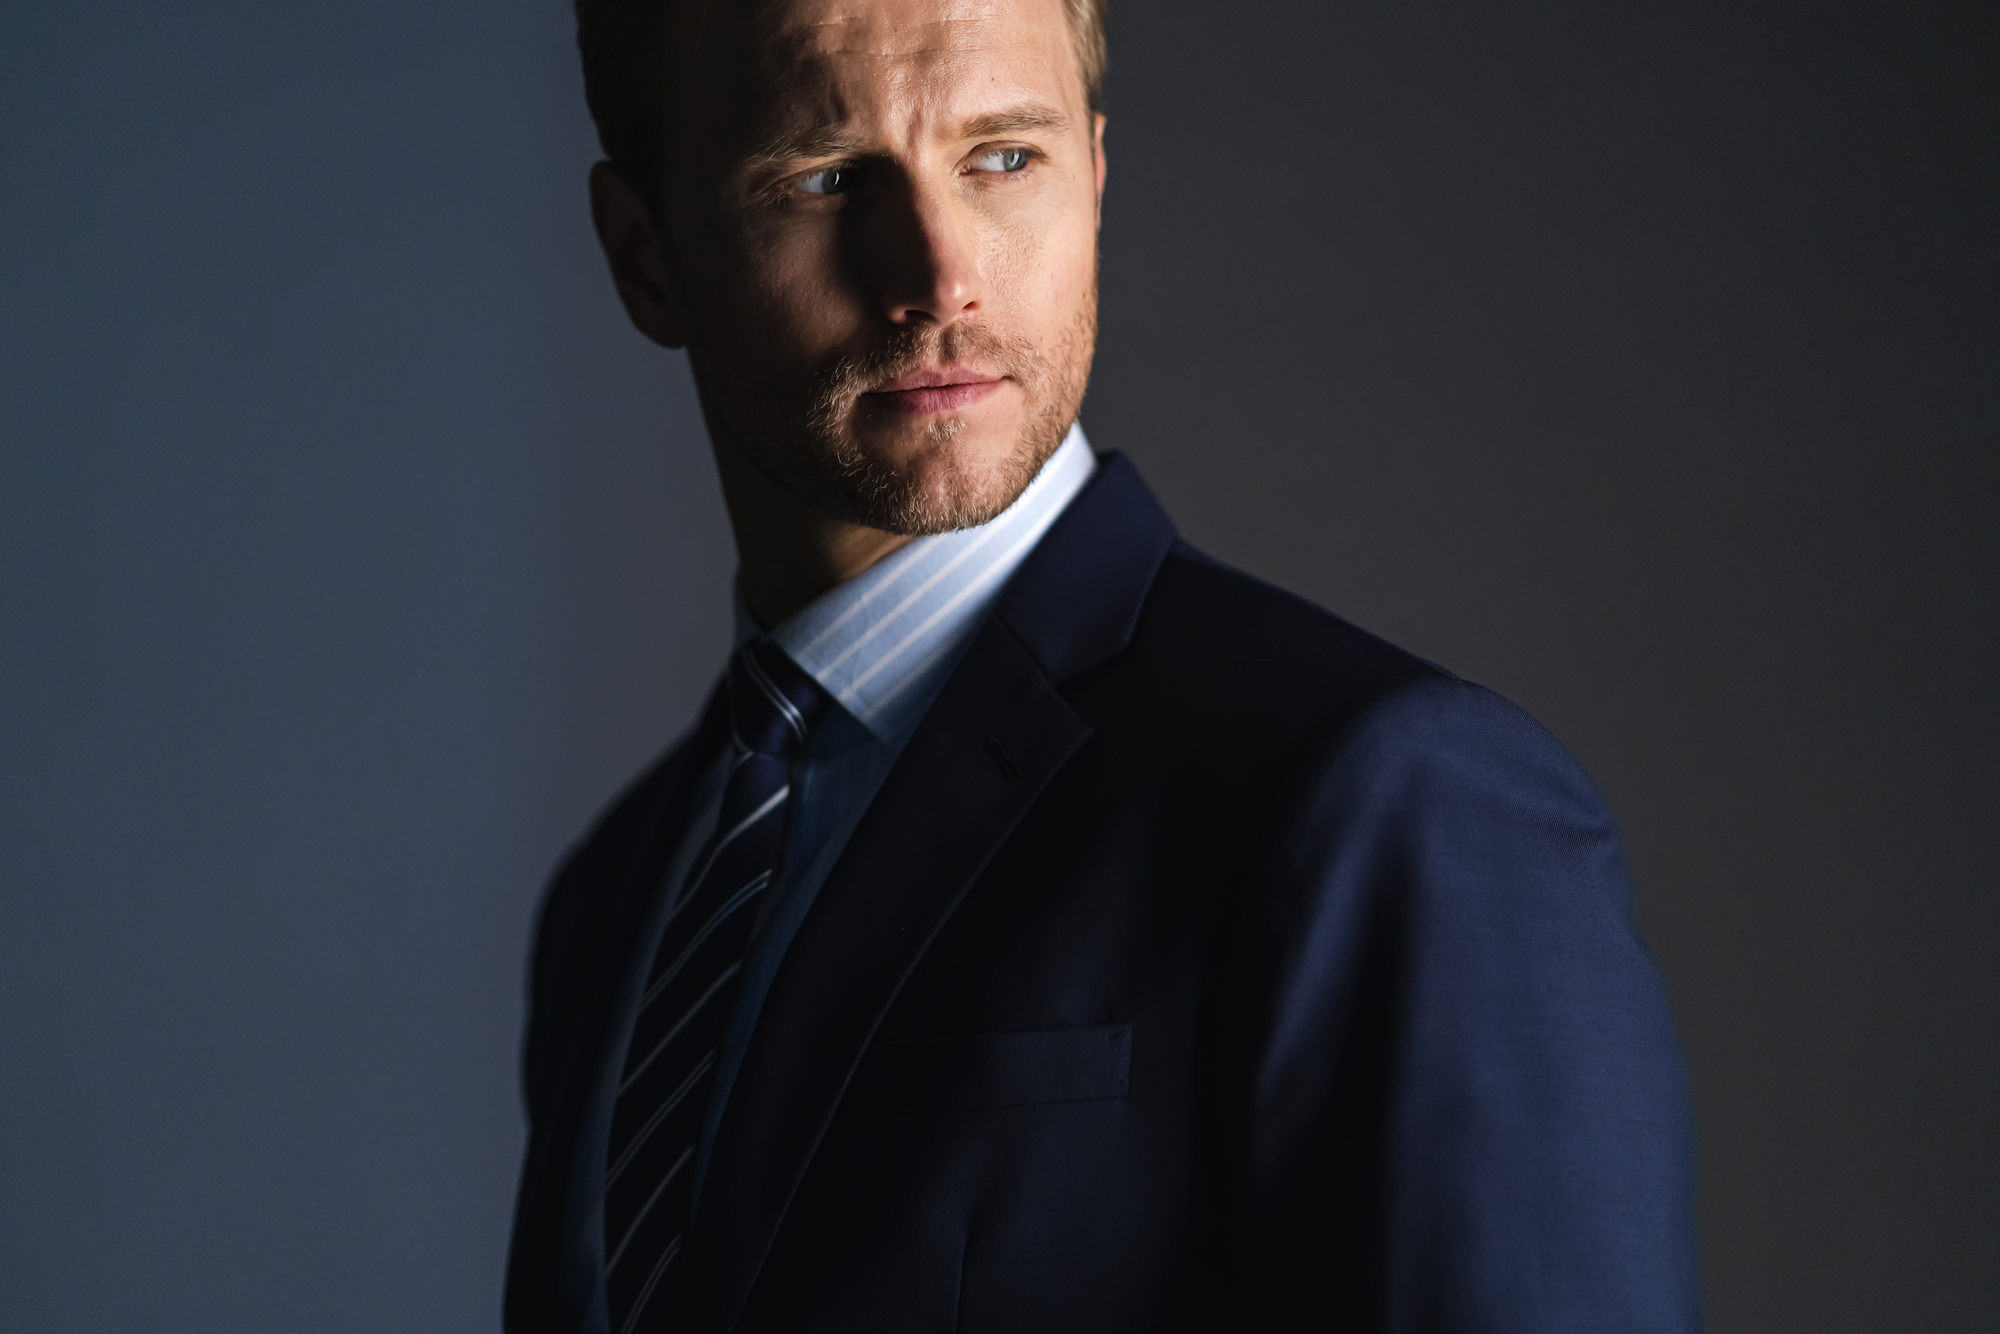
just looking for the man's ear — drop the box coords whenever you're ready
[1091,112,1107,219]
[589,161,688,349]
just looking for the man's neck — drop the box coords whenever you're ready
[711,437,914,630]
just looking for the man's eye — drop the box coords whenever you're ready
[794,165,856,196]
[970,147,1032,174]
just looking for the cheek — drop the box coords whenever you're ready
[990,197,1096,324]
[713,222,860,360]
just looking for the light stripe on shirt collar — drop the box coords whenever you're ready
[733,423,1097,742]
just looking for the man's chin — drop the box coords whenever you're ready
[833,417,1054,537]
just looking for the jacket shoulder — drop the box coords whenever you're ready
[1114,543,1623,894]
[1101,540,1448,749]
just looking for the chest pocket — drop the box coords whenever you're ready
[866,1024,1132,1109]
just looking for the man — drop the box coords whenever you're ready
[506,0,1701,1328]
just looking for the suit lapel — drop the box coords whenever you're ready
[688,618,1089,1330]
[686,454,1179,1332]
[507,687,729,1332]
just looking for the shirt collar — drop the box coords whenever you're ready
[733,423,1098,743]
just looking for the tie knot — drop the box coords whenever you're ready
[727,642,829,758]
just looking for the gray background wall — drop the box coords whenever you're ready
[1,2,1992,1330]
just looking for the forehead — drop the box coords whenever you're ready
[676,0,1079,144]
[764,0,1053,66]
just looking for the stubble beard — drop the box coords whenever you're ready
[701,277,1098,537]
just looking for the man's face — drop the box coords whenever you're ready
[643,0,1106,534]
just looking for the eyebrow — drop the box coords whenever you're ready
[743,102,1072,176]
[742,128,874,179]
[957,104,1070,139]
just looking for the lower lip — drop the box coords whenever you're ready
[863,380,1004,415]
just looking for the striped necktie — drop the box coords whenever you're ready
[603,641,828,1333]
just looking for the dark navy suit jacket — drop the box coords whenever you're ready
[506,455,1700,1332]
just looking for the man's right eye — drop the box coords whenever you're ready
[794,165,856,196]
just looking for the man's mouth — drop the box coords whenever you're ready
[859,366,1007,416]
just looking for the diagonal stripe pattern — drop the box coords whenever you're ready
[604,641,829,1334]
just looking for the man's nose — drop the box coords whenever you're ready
[864,179,985,328]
